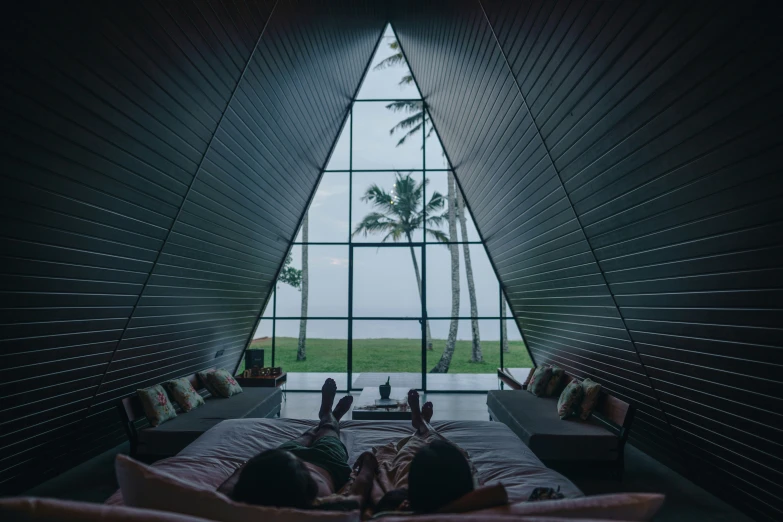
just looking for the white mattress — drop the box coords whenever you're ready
[107,418,582,505]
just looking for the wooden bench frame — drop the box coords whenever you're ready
[495,368,635,478]
[117,371,209,458]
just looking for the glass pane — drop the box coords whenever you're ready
[325,114,350,171]
[424,172,480,242]
[503,295,513,318]
[426,244,499,317]
[352,319,423,390]
[503,319,532,369]
[426,319,499,375]
[295,173,350,243]
[274,319,347,390]
[353,247,422,317]
[425,127,448,170]
[251,290,274,341]
[351,171,424,243]
[352,102,424,170]
[276,245,349,317]
[356,25,420,100]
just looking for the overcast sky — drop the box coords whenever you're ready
[255,25,520,342]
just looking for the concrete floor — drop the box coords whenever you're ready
[23,392,752,522]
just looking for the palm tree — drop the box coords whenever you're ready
[430,173,460,373]
[296,214,308,361]
[352,173,448,350]
[501,300,510,354]
[457,190,483,362]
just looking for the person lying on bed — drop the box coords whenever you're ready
[231,378,378,511]
[356,389,480,516]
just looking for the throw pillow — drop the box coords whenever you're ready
[544,366,565,396]
[137,385,177,427]
[165,378,205,412]
[528,365,552,397]
[469,493,665,521]
[207,369,243,398]
[115,455,359,522]
[197,369,219,397]
[557,380,584,420]
[579,378,602,420]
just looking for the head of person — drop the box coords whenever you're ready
[408,440,474,512]
[232,449,317,509]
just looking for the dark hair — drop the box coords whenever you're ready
[408,440,474,512]
[232,449,317,509]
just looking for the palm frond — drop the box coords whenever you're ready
[373,52,405,71]
[351,212,397,238]
[400,74,414,86]
[385,101,423,113]
[426,229,450,243]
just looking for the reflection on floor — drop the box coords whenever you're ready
[285,369,532,391]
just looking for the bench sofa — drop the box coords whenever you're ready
[488,368,635,478]
[118,370,282,458]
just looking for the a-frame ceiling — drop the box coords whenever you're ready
[1,1,782,520]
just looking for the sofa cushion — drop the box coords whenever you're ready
[528,366,552,397]
[207,370,242,398]
[165,378,205,413]
[138,388,282,456]
[557,380,583,420]
[579,379,602,421]
[137,385,177,427]
[487,391,618,461]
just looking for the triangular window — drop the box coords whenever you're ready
[247,24,530,391]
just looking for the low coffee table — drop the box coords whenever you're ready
[352,387,426,420]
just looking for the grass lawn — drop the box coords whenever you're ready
[240,336,532,374]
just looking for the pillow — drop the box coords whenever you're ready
[579,378,602,420]
[206,369,243,398]
[544,366,565,396]
[115,455,358,522]
[0,496,213,521]
[197,369,219,397]
[469,493,665,521]
[528,366,552,397]
[137,385,177,427]
[165,378,205,412]
[557,380,583,420]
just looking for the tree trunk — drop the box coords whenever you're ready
[297,214,308,361]
[406,233,432,350]
[430,173,460,373]
[501,299,509,353]
[457,190,483,362]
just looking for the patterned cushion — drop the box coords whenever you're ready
[544,366,565,396]
[197,370,219,397]
[528,366,552,397]
[137,385,177,427]
[207,369,243,398]
[579,378,602,420]
[557,380,584,420]
[165,378,205,412]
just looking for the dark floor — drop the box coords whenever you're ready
[24,392,751,522]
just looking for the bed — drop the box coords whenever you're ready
[107,418,582,506]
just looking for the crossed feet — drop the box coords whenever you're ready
[319,378,353,421]
[408,389,433,432]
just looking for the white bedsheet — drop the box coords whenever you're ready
[107,419,582,505]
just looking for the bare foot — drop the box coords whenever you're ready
[333,395,353,421]
[422,401,434,423]
[319,378,337,418]
[408,389,424,431]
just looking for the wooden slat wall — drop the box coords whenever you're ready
[0,0,384,494]
[394,1,783,520]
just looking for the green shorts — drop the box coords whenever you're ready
[279,436,352,490]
